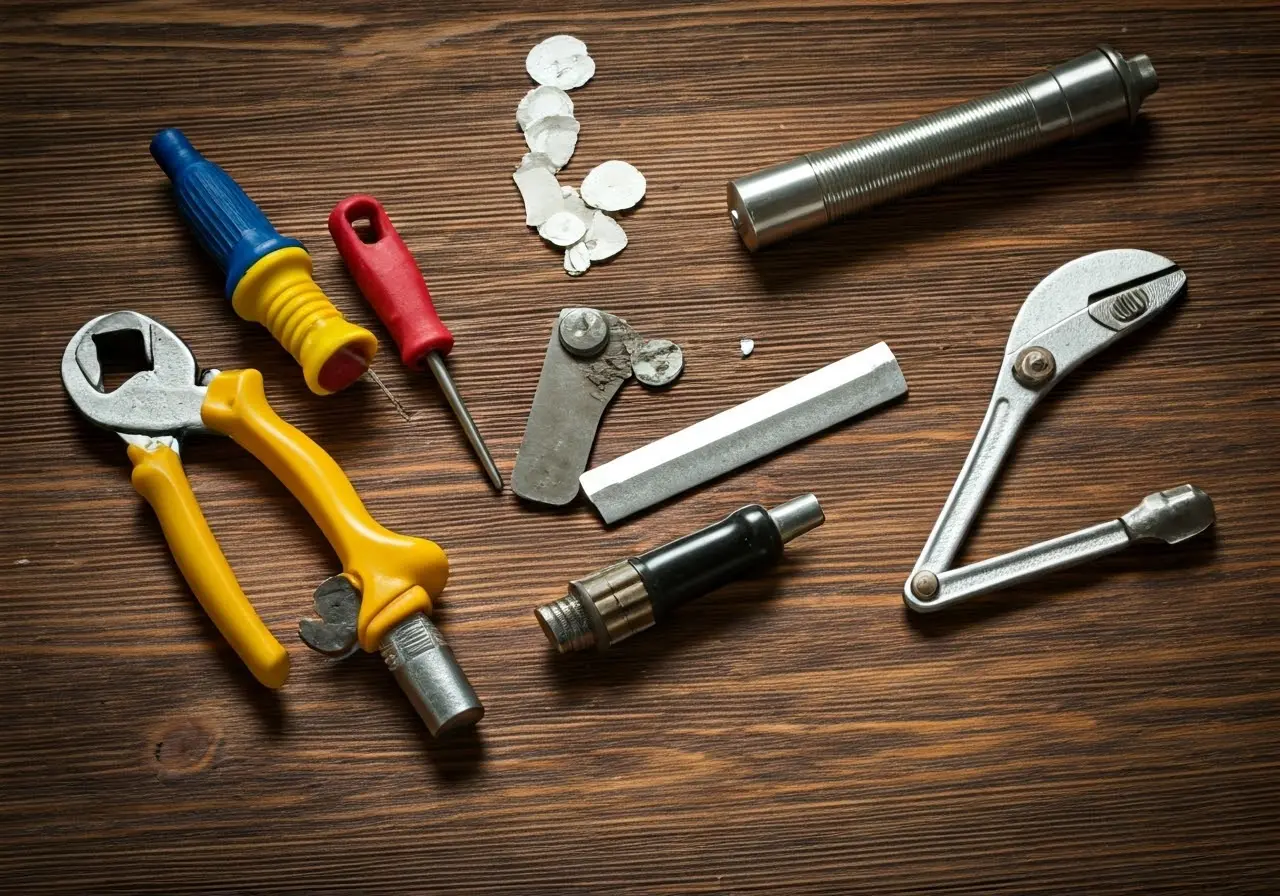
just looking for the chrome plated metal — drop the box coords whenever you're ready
[768,493,826,544]
[904,250,1211,612]
[425,351,504,491]
[907,486,1215,612]
[728,45,1158,250]
[62,310,211,442]
[381,613,484,736]
[580,342,906,524]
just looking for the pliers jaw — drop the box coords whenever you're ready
[61,310,212,445]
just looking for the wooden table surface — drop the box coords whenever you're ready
[2,1,1277,893]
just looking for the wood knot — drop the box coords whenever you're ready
[150,717,218,779]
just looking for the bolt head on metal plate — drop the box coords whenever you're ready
[911,570,939,600]
[558,307,609,358]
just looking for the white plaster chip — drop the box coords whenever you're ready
[537,211,588,247]
[523,115,580,169]
[526,35,596,90]
[580,160,646,211]
[516,86,575,131]
[512,166,564,227]
[582,211,628,261]
[564,242,592,276]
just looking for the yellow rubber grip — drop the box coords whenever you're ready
[127,441,291,689]
[231,247,378,396]
[201,369,448,652]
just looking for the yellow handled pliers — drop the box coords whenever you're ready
[62,311,482,735]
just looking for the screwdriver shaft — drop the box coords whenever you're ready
[425,351,503,491]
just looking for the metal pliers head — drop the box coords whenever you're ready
[61,310,211,445]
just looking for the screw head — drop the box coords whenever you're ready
[911,570,939,600]
[1013,346,1056,388]
[558,307,610,358]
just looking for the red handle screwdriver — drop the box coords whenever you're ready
[329,195,502,491]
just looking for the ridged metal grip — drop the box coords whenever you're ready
[728,46,1158,250]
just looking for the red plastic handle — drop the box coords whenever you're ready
[328,195,453,368]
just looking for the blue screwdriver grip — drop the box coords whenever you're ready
[150,128,303,299]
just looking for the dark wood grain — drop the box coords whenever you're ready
[1,1,1277,893]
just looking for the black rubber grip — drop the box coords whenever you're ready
[629,505,783,621]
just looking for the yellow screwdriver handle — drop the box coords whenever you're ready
[200,369,449,651]
[127,441,291,688]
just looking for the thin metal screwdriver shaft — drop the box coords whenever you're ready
[425,352,503,491]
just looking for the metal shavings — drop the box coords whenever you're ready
[526,35,596,90]
[580,160,647,211]
[740,338,755,357]
[538,211,588,247]
[513,166,564,226]
[564,242,591,276]
[524,115,580,169]
[630,338,684,388]
[583,211,627,261]
[518,151,560,174]
[517,86,575,130]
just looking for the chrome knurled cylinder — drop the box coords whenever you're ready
[727,45,1158,250]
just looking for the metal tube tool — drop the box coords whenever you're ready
[903,250,1215,613]
[536,495,825,652]
[62,311,482,735]
[329,195,503,491]
[728,46,1158,250]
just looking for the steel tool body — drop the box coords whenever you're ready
[536,495,825,653]
[151,129,377,395]
[580,342,906,523]
[63,312,481,734]
[513,308,683,506]
[728,46,1158,250]
[904,250,1215,613]
[329,195,503,491]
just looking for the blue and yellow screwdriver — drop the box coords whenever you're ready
[151,128,377,395]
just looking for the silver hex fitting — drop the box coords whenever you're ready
[727,45,1158,250]
[380,613,484,736]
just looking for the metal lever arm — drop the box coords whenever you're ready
[906,485,1215,612]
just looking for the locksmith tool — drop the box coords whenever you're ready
[536,495,825,652]
[729,45,1158,250]
[151,129,378,395]
[580,342,906,524]
[63,311,482,735]
[904,250,1215,613]
[328,195,503,491]
[513,307,684,506]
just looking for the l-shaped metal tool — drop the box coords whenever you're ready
[904,250,1215,613]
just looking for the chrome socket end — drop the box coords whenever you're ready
[768,494,825,544]
[380,613,484,736]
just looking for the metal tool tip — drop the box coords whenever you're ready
[1122,484,1216,545]
[380,614,484,736]
[535,595,596,653]
[768,494,825,544]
